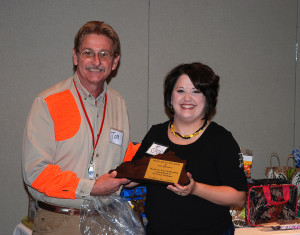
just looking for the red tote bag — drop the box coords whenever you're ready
[247,184,298,226]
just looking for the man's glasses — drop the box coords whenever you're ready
[79,49,113,61]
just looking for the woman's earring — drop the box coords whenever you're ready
[170,105,174,113]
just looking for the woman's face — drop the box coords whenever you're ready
[171,74,206,123]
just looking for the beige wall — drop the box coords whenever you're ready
[1,0,299,233]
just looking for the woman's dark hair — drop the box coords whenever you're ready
[164,62,220,120]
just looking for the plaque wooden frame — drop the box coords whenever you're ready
[113,151,189,186]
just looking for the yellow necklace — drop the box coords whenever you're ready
[170,119,208,139]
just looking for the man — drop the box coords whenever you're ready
[22,21,138,234]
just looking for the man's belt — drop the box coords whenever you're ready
[37,201,81,216]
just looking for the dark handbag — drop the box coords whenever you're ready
[247,184,298,226]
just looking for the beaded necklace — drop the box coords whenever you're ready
[170,118,208,139]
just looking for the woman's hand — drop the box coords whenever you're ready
[166,172,195,196]
[124,181,140,188]
[167,172,246,207]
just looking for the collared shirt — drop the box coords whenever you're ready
[22,73,129,209]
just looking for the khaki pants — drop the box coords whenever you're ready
[32,208,81,235]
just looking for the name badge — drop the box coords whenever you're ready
[110,129,123,146]
[146,143,168,156]
[88,164,94,179]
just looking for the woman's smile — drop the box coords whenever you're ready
[171,74,206,122]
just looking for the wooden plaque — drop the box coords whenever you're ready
[112,151,189,186]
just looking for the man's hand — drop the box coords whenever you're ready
[90,171,130,196]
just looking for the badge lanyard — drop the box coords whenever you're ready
[73,79,107,178]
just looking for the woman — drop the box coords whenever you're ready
[131,62,247,235]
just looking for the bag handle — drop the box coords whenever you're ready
[286,154,296,167]
[270,153,280,167]
[262,185,290,205]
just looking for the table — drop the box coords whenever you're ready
[13,221,300,235]
[236,226,300,235]
[13,223,32,235]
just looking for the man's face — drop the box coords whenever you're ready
[73,33,120,92]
